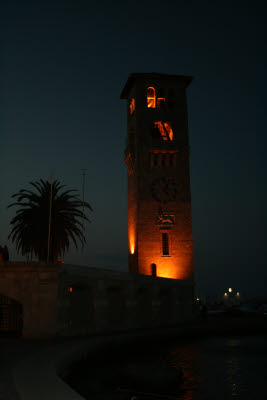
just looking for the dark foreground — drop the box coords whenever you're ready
[1,313,267,400]
[64,314,267,400]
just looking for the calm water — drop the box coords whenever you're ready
[165,335,267,399]
[65,334,267,400]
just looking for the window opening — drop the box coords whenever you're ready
[162,232,169,255]
[129,98,135,115]
[147,87,156,108]
[150,153,158,168]
[165,154,170,167]
[157,98,165,108]
[154,121,174,141]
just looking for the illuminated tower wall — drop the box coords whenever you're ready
[121,73,194,280]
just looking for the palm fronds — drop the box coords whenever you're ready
[7,179,93,262]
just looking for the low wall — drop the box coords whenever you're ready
[0,262,59,338]
[0,262,193,339]
[58,264,194,336]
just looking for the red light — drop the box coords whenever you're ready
[68,287,73,293]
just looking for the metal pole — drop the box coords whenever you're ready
[47,171,53,264]
[81,169,86,254]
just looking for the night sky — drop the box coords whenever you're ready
[1,0,266,296]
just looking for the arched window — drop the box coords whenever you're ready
[147,87,156,108]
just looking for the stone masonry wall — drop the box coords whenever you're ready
[0,262,58,338]
[58,264,194,337]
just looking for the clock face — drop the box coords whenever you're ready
[151,177,178,203]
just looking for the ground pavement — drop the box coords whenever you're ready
[0,338,21,400]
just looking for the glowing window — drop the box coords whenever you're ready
[147,87,156,108]
[129,98,135,115]
[154,121,174,141]
[157,88,165,107]
[162,232,169,255]
[157,97,165,108]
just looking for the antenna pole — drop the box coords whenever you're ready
[81,169,87,254]
[47,170,53,264]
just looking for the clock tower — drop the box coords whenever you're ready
[121,73,194,280]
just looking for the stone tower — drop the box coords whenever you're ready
[121,73,194,280]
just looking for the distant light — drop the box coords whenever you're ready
[236,292,240,296]
[229,288,232,293]
[224,293,228,296]
[196,298,200,301]
[68,287,73,293]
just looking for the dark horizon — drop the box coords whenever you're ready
[0,0,266,297]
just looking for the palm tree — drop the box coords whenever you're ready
[7,179,93,262]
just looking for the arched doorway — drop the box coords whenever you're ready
[151,263,157,277]
[0,294,23,336]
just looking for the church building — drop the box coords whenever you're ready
[121,73,194,280]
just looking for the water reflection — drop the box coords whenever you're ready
[165,335,267,400]
[225,338,242,397]
[65,335,267,400]
[166,343,202,399]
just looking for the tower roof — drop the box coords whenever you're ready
[120,72,194,99]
